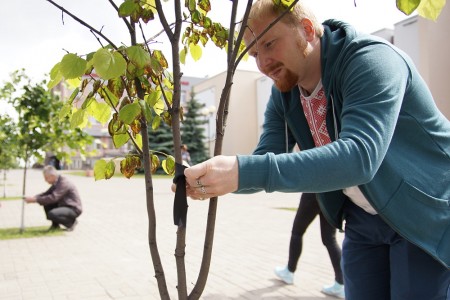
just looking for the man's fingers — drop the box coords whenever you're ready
[184,162,208,186]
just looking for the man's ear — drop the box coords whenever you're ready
[300,18,315,41]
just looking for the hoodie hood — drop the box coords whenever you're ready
[320,19,359,98]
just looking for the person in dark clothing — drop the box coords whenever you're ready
[24,165,82,231]
[274,193,344,298]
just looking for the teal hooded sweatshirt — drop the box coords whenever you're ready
[236,19,450,268]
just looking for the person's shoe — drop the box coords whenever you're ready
[274,266,294,285]
[47,224,61,232]
[321,281,345,299]
[66,220,78,232]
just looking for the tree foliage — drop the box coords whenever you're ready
[0,115,19,170]
[0,70,93,167]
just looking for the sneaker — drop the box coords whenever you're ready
[274,266,294,285]
[321,281,345,299]
[66,220,78,232]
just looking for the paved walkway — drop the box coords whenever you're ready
[0,168,344,300]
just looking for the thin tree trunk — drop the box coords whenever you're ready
[20,149,29,233]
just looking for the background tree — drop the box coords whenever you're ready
[44,0,446,299]
[0,114,19,198]
[181,93,208,165]
[0,69,93,231]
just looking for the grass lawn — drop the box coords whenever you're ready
[0,226,65,240]
[275,207,297,212]
[1,196,22,201]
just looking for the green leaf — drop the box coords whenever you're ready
[417,0,445,20]
[94,159,107,181]
[60,53,87,79]
[127,45,151,68]
[59,104,72,121]
[180,48,186,65]
[93,49,126,80]
[134,133,143,150]
[70,109,88,129]
[118,0,139,17]
[139,99,152,122]
[189,43,202,61]
[152,115,161,130]
[87,101,111,124]
[105,160,116,179]
[113,133,130,148]
[396,0,421,15]
[67,87,80,105]
[100,86,120,108]
[47,63,63,89]
[119,102,141,124]
[162,155,175,176]
[66,78,81,89]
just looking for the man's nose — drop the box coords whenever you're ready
[256,53,270,72]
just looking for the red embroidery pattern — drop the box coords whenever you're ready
[300,87,332,147]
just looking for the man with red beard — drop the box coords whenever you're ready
[180,0,450,299]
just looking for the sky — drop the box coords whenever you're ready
[0,0,411,115]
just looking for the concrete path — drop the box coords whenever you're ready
[0,168,344,300]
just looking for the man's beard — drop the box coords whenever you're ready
[267,38,308,92]
[273,69,298,92]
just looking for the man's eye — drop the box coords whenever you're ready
[265,40,274,49]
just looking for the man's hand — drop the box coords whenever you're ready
[23,196,37,203]
[184,155,239,200]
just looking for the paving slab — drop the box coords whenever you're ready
[0,168,344,299]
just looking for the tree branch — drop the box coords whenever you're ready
[45,0,119,50]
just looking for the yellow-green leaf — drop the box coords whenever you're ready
[127,45,151,68]
[105,160,116,179]
[150,154,160,173]
[100,86,120,108]
[87,101,111,124]
[66,77,81,89]
[93,49,127,80]
[59,104,72,120]
[397,0,421,15]
[70,109,88,129]
[152,115,161,130]
[180,48,186,65]
[47,63,63,89]
[189,43,202,61]
[67,87,80,105]
[113,133,130,148]
[60,53,87,79]
[417,0,445,20]
[134,133,143,150]
[94,159,107,181]
[119,102,141,124]
[118,0,139,17]
[162,155,175,176]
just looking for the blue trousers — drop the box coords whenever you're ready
[342,201,450,300]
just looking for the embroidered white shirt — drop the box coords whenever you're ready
[299,82,377,215]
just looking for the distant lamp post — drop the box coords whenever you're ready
[201,105,216,157]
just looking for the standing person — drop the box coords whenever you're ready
[24,165,82,231]
[275,193,344,298]
[181,144,192,166]
[180,0,450,299]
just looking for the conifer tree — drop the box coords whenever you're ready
[181,93,209,164]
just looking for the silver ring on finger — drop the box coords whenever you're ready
[200,185,206,195]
